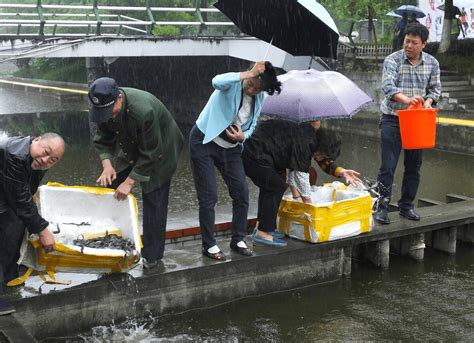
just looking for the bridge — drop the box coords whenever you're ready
[0,2,332,72]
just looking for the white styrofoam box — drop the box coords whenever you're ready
[38,185,141,256]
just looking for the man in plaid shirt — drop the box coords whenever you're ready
[375,23,441,225]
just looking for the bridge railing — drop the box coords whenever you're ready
[338,43,392,60]
[0,2,236,38]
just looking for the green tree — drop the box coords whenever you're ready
[320,0,417,39]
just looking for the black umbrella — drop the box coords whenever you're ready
[214,0,339,58]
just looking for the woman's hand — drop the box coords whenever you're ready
[226,124,245,142]
[250,61,265,77]
[97,159,116,187]
[246,61,266,79]
[339,169,362,186]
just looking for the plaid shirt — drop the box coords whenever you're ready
[380,50,441,116]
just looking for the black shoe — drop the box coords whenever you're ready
[374,209,390,224]
[142,258,160,270]
[399,208,420,221]
[0,297,15,316]
[230,242,253,256]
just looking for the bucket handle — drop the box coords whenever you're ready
[408,102,439,112]
[408,102,440,125]
[408,102,423,110]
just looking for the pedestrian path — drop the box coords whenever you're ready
[437,116,474,127]
[0,78,87,94]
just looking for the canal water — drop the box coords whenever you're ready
[1,90,473,341]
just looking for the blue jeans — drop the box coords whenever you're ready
[376,115,423,211]
[112,168,170,262]
[189,125,249,250]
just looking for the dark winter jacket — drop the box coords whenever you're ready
[242,119,318,173]
[93,88,184,193]
[0,136,48,234]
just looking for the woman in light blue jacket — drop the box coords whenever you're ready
[189,61,281,261]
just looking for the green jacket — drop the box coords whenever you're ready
[93,87,184,193]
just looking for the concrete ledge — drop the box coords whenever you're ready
[13,240,348,340]
[3,200,474,340]
[446,194,473,203]
[418,198,445,207]
[0,315,37,342]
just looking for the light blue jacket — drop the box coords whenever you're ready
[196,72,264,144]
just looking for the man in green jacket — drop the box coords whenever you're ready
[88,77,184,269]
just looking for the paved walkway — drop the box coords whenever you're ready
[167,204,257,231]
[0,78,87,94]
[437,117,474,127]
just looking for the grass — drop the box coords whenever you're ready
[13,58,87,83]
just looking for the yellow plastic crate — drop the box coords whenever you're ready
[278,189,373,243]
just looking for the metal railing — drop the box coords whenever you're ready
[338,43,392,60]
[0,2,235,38]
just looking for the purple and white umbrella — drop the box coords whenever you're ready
[262,69,373,123]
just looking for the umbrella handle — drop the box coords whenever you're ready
[262,37,274,61]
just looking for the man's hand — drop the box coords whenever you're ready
[405,95,425,106]
[38,228,56,253]
[423,98,433,109]
[225,124,245,142]
[97,159,116,187]
[339,169,362,186]
[114,177,134,201]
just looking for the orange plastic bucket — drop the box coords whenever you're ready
[397,103,438,150]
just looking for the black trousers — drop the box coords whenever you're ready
[112,167,171,262]
[242,158,287,233]
[189,125,250,249]
[376,115,422,211]
[0,208,26,292]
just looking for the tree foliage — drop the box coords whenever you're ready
[320,0,417,37]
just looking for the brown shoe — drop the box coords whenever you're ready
[230,242,253,256]
[202,248,226,261]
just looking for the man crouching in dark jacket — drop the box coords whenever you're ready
[0,133,65,315]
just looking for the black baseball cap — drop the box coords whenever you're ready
[88,77,120,124]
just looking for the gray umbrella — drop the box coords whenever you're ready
[394,5,426,19]
[261,69,373,122]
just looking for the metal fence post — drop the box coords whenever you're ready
[146,0,156,36]
[195,0,208,35]
[93,0,102,36]
[36,0,45,36]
